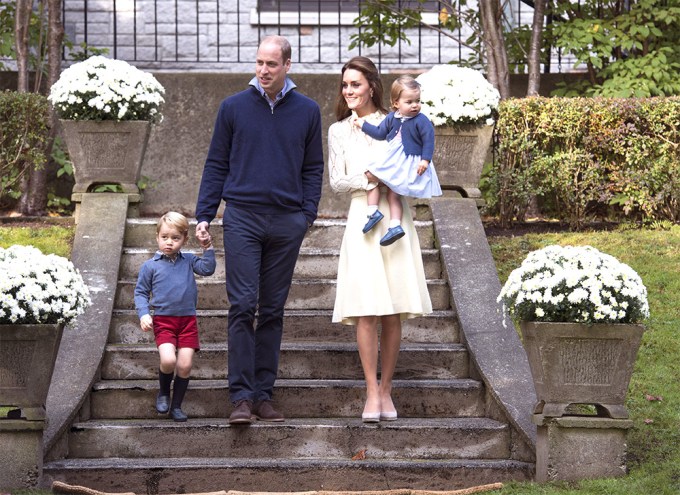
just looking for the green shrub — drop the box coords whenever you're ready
[0,91,51,204]
[487,97,680,228]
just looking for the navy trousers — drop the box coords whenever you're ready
[223,206,308,403]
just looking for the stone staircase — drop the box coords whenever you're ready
[43,213,534,492]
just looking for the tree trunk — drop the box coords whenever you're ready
[15,0,34,214]
[15,0,33,94]
[527,0,547,96]
[478,0,510,99]
[15,0,64,216]
[22,0,66,216]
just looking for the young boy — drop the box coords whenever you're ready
[134,212,216,422]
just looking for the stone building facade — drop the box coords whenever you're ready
[61,0,542,73]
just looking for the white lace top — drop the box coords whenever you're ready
[328,111,388,194]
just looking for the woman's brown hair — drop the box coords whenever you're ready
[335,56,388,121]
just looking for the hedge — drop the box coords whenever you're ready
[485,97,680,229]
[0,90,51,202]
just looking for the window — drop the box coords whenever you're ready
[254,0,441,25]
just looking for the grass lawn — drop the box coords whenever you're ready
[1,221,678,494]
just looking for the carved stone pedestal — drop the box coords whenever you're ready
[433,124,494,199]
[533,414,634,482]
[0,420,44,490]
[60,120,151,194]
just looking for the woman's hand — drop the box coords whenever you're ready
[365,171,379,182]
[417,159,430,176]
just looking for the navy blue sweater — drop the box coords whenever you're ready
[196,84,324,225]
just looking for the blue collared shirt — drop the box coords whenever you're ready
[249,76,297,109]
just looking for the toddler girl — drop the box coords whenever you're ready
[353,75,442,246]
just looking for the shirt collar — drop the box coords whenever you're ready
[249,77,297,104]
[153,251,184,262]
[394,110,414,122]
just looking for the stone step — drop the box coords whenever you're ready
[101,342,469,380]
[88,379,485,420]
[43,457,533,493]
[66,417,510,460]
[109,309,460,345]
[115,278,451,311]
[119,247,443,280]
[124,218,436,251]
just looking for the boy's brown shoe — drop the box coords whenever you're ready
[228,399,253,425]
[253,400,285,422]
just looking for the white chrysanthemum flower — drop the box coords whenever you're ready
[0,245,92,325]
[498,245,649,325]
[415,65,500,127]
[48,55,165,123]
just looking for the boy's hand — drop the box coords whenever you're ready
[352,117,365,129]
[199,233,213,249]
[417,159,430,176]
[140,314,153,332]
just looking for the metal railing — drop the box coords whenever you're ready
[59,0,570,73]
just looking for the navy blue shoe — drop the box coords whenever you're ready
[380,225,405,246]
[170,407,188,422]
[156,394,170,414]
[362,210,384,233]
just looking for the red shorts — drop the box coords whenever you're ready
[153,315,200,350]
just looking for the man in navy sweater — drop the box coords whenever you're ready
[195,35,324,424]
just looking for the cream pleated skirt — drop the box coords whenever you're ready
[332,189,433,326]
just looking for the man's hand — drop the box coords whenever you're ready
[196,221,211,246]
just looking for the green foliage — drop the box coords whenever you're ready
[0,90,51,202]
[551,0,680,97]
[349,0,486,67]
[65,41,109,62]
[0,2,14,68]
[487,97,680,228]
[87,176,154,194]
[350,0,544,71]
[349,0,680,97]
[349,0,422,49]
[0,1,108,74]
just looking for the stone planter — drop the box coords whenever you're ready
[432,124,494,199]
[520,321,645,419]
[0,323,65,421]
[60,120,151,194]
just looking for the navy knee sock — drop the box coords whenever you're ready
[159,370,173,397]
[171,376,190,409]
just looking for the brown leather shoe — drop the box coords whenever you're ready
[229,399,253,425]
[253,400,284,422]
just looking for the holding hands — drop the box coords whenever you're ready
[196,221,213,249]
